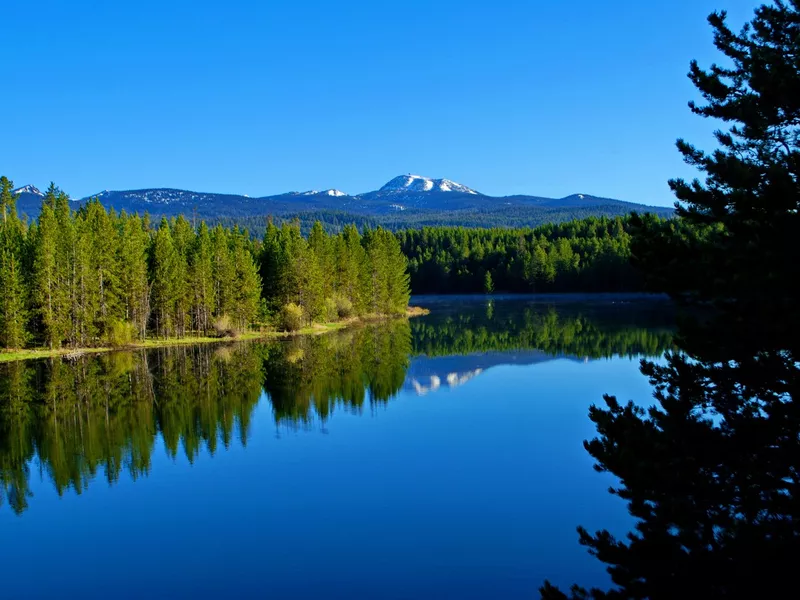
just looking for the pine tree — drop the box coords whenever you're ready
[484,271,494,295]
[362,228,390,314]
[211,225,235,319]
[308,220,334,302]
[663,1,800,324]
[230,229,262,331]
[542,4,800,598]
[383,229,410,314]
[73,208,98,345]
[150,219,182,337]
[190,222,215,333]
[337,224,366,312]
[31,198,66,348]
[0,178,28,349]
[169,216,192,336]
[259,219,282,312]
[82,200,121,339]
[118,214,150,339]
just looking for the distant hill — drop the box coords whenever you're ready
[12,175,674,231]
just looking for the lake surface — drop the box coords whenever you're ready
[0,295,674,599]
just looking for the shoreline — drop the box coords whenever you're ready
[0,307,430,365]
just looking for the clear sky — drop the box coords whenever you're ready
[2,0,760,206]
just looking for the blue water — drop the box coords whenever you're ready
[0,296,671,598]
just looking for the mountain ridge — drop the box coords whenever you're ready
[11,174,674,230]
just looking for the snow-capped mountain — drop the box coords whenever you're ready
[377,175,479,195]
[9,174,674,226]
[12,185,44,197]
[298,189,347,197]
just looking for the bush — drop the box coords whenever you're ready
[334,294,354,319]
[280,303,305,332]
[324,297,338,322]
[107,319,137,347]
[212,315,239,338]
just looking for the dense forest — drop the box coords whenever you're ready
[212,203,672,237]
[224,213,670,295]
[0,178,410,351]
[399,216,647,294]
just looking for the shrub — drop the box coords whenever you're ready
[212,315,239,338]
[334,294,354,319]
[107,319,137,347]
[324,297,338,322]
[280,302,305,332]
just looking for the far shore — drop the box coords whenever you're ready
[0,306,430,365]
[410,292,670,303]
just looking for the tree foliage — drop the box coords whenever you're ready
[542,3,800,598]
[398,216,643,294]
[0,184,413,350]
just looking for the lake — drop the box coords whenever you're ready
[0,295,674,599]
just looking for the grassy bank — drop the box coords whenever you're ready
[0,307,429,364]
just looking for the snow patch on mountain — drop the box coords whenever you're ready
[378,174,479,195]
[12,185,44,197]
[299,189,347,197]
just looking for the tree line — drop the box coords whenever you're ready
[398,215,647,294]
[206,200,675,239]
[0,178,411,350]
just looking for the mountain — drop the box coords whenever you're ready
[12,185,46,219]
[375,174,479,195]
[10,174,674,230]
[404,350,585,396]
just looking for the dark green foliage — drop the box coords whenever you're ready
[260,221,410,322]
[0,183,412,350]
[211,202,674,239]
[398,216,644,294]
[542,3,800,598]
[411,302,674,359]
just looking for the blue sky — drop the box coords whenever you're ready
[2,0,759,206]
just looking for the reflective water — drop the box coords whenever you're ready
[0,295,674,599]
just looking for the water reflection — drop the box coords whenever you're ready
[0,298,673,515]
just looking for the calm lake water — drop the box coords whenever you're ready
[0,295,674,599]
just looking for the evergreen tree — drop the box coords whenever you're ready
[118,214,150,339]
[361,228,389,314]
[230,229,262,331]
[212,225,235,319]
[190,222,215,333]
[82,201,121,338]
[150,219,182,337]
[484,271,494,295]
[31,199,64,348]
[0,178,28,349]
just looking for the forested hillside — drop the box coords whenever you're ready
[0,178,410,351]
[212,203,670,237]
